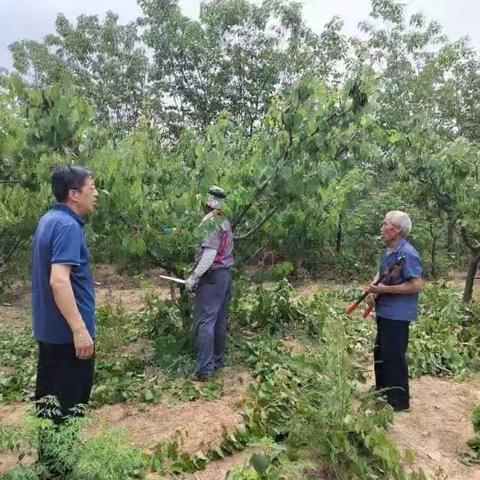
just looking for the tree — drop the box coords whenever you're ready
[85,68,372,281]
[0,76,102,293]
[9,12,149,134]
[398,122,480,302]
[351,0,480,257]
[140,0,347,134]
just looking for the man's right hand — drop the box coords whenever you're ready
[185,275,198,293]
[73,328,94,360]
[365,293,377,308]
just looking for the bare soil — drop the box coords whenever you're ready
[0,404,35,475]
[0,367,254,476]
[92,367,254,456]
[0,264,172,331]
[94,398,242,456]
[94,264,173,309]
[0,403,30,427]
[390,374,480,480]
[178,449,255,480]
[0,302,31,333]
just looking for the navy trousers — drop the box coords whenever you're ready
[194,268,232,378]
[374,316,410,411]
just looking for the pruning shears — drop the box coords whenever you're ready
[346,255,406,318]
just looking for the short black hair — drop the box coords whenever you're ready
[51,165,93,202]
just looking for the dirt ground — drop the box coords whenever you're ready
[0,403,34,474]
[0,303,30,333]
[94,264,173,308]
[181,450,254,479]
[0,264,172,331]
[0,366,254,476]
[95,398,242,455]
[2,267,480,478]
[143,449,256,480]
[92,367,254,456]
[390,375,480,480]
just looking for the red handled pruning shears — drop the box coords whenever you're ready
[346,255,406,318]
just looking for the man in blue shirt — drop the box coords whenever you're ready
[366,211,423,412]
[32,165,98,428]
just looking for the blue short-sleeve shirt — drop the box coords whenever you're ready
[375,238,423,322]
[32,204,96,343]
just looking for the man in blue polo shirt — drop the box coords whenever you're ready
[366,211,423,412]
[32,165,98,426]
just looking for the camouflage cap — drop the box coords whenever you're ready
[207,186,226,209]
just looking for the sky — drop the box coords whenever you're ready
[1,0,479,70]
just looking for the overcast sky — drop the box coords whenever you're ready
[1,0,479,70]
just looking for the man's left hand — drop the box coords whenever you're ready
[367,283,389,294]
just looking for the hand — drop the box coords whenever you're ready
[365,293,377,308]
[73,328,94,360]
[367,283,388,295]
[185,275,198,293]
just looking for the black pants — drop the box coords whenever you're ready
[35,342,95,424]
[374,317,410,411]
[35,342,95,476]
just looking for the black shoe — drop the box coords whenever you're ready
[192,373,212,382]
[393,405,411,412]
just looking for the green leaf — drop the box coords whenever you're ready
[249,453,270,475]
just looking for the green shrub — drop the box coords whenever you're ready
[0,407,146,480]
[232,279,323,337]
[409,284,480,377]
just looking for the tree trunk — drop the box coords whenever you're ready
[463,250,480,303]
[446,218,456,254]
[430,224,437,278]
[169,283,178,305]
[335,212,343,253]
[430,228,437,279]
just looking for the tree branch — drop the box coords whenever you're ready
[334,130,361,160]
[242,240,271,266]
[233,206,278,241]
[232,110,295,231]
[309,106,350,138]
[233,100,351,233]
[119,214,178,274]
[461,226,480,253]
[0,237,28,271]
[231,176,272,231]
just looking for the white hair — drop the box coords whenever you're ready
[385,211,412,237]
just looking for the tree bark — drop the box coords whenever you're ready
[335,212,343,253]
[446,217,456,254]
[463,250,480,303]
[233,206,278,241]
[429,223,437,279]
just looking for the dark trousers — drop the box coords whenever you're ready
[35,342,95,424]
[35,342,95,476]
[194,268,232,378]
[374,316,410,411]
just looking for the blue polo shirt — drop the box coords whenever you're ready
[32,204,96,343]
[376,238,423,322]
